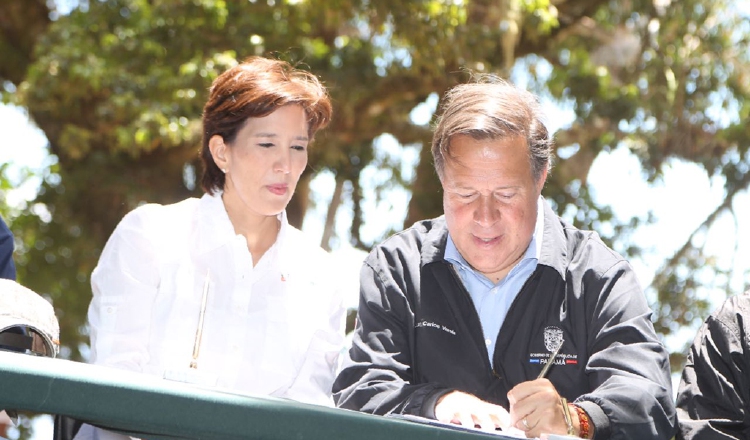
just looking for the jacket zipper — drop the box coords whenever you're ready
[491,270,542,384]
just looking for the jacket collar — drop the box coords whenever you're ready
[537,200,568,281]
[419,217,449,268]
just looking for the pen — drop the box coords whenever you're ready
[190,269,210,369]
[537,339,564,379]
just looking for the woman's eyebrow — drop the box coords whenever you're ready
[253,133,309,141]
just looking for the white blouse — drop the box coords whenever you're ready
[87,192,346,406]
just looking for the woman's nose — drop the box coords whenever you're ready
[274,149,291,174]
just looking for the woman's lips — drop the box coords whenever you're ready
[267,184,288,195]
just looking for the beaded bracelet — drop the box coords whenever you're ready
[573,404,591,439]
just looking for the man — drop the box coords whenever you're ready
[0,216,15,281]
[676,291,750,440]
[333,76,677,439]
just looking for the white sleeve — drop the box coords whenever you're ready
[88,208,161,372]
[280,278,348,407]
[73,424,139,440]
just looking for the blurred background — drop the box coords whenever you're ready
[1,0,750,437]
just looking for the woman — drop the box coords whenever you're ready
[84,56,345,414]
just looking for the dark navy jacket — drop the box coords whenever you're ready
[677,293,750,440]
[0,216,16,280]
[333,201,677,440]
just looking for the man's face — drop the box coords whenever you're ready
[442,134,546,282]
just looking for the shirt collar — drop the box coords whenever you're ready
[444,195,545,273]
[196,191,288,257]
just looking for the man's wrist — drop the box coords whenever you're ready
[423,388,454,419]
[570,404,593,439]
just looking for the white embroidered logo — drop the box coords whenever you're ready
[544,326,564,352]
[415,320,456,335]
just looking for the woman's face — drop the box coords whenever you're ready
[211,104,309,219]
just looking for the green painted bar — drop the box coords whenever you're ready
[0,352,517,440]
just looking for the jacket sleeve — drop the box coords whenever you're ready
[332,253,450,416]
[576,259,677,440]
[88,209,160,372]
[675,299,750,440]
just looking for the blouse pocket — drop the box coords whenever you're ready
[97,296,120,333]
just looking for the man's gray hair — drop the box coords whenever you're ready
[431,75,554,182]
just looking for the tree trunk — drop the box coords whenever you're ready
[287,171,312,229]
[405,141,443,226]
[320,173,346,251]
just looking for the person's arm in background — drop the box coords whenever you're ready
[676,295,750,440]
[0,219,17,440]
[0,216,16,281]
[88,208,161,372]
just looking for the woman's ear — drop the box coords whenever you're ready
[208,135,229,172]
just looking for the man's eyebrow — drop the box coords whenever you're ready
[448,184,475,190]
[448,183,521,191]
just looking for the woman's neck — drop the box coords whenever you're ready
[222,195,280,265]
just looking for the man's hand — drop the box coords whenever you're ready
[434,391,511,432]
[507,379,570,438]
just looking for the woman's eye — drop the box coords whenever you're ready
[258,142,274,148]
[292,145,306,151]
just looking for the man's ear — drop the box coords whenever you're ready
[208,135,229,171]
[536,166,549,192]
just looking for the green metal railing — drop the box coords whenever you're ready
[0,352,518,440]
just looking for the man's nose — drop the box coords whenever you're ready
[474,195,499,227]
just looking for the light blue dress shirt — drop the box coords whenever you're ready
[444,197,545,367]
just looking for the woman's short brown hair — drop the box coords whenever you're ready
[200,56,333,194]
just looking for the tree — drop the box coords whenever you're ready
[2,0,748,375]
